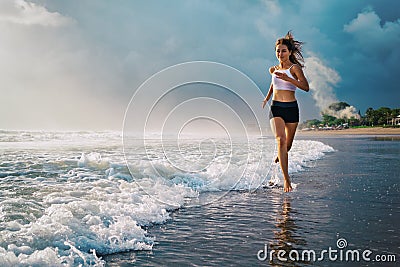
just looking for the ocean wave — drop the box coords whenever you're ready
[0,133,334,266]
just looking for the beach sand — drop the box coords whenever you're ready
[297,127,400,136]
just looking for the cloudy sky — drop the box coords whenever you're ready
[1,0,399,131]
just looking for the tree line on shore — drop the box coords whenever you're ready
[303,102,400,128]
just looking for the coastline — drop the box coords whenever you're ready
[105,136,400,266]
[297,127,400,136]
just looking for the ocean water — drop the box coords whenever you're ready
[104,135,400,267]
[104,136,400,266]
[0,130,336,266]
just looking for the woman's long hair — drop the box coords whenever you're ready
[275,31,304,68]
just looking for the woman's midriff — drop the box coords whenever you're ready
[273,90,296,102]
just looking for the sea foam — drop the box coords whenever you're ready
[0,131,334,266]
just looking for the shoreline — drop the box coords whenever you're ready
[107,137,400,266]
[297,127,400,136]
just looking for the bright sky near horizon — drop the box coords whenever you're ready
[1,0,399,131]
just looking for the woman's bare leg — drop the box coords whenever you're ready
[271,118,292,192]
[285,122,298,152]
[274,122,298,163]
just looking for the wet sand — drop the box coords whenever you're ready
[104,136,400,266]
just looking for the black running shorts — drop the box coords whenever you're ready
[269,100,299,123]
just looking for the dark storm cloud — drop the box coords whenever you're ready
[1,0,399,130]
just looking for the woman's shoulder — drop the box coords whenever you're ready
[268,66,278,74]
[290,64,303,74]
[290,64,302,70]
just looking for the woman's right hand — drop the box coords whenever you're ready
[262,98,268,108]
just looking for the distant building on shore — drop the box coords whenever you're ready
[388,115,400,126]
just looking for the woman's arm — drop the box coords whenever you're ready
[262,83,273,108]
[274,65,309,92]
[262,66,276,108]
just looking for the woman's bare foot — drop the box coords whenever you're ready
[283,179,292,192]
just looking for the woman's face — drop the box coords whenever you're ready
[275,44,291,62]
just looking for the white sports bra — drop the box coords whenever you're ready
[271,65,297,91]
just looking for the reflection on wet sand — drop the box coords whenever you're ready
[269,196,308,266]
